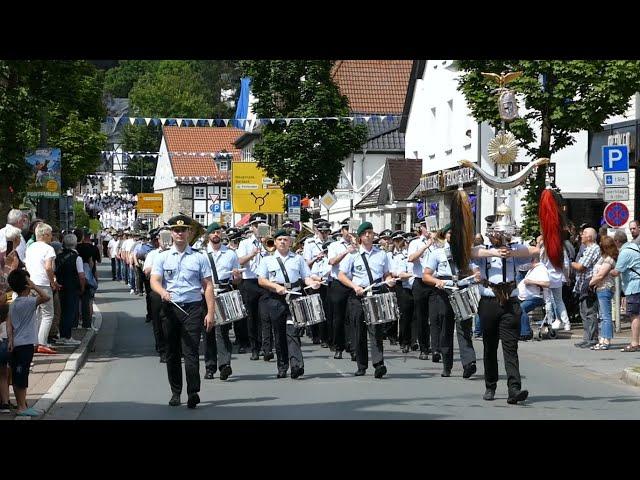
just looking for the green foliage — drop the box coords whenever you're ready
[103,61,159,98]
[89,218,102,234]
[73,201,90,229]
[457,60,640,238]
[241,61,368,198]
[122,155,157,195]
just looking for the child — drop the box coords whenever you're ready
[6,269,50,417]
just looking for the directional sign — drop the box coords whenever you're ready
[232,162,284,213]
[320,190,337,210]
[602,145,629,173]
[604,201,630,228]
[604,172,629,187]
[604,187,629,202]
[288,194,301,208]
[137,193,163,214]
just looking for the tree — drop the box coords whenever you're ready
[241,61,367,200]
[457,60,640,238]
[122,155,156,195]
[103,61,159,99]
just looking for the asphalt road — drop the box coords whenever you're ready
[45,265,640,420]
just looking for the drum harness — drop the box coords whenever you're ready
[360,252,385,297]
[206,251,233,293]
[274,256,302,303]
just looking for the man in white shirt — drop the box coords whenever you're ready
[107,233,119,281]
[0,209,28,263]
[516,256,550,341]
[25,223,61,353]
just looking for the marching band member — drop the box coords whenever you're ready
[327,220,358,360]
[202,222,241,381]
[338,222,396,378]
[237,214,269,360]
[389,231,414,354]
[421,224,479,378]
[257,229,322,379]
[408,219,434,360]
[303,221,332,346]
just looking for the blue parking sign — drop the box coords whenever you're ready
[223,201,231,212]
[211,203,221,213]
[288,194,301,208]
[602,145,629,172]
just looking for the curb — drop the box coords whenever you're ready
[621,367,640,387]
[16,303,102,420]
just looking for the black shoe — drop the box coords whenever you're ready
[291,366,304,379]
[441,368,451,377]
[187,393,200,409]
[321,342,329,348]
[277,370,287,379]
[250,352,260,361]
[374,365,387,379]
[432,352,441,363]
[418,352,429,360]
[220,365,232,381]
[355,368,366,376]
[401,345,410,354]
[238,346,247,354]
[160,354,167,363]
[507,390,529,405]
[204,370,215,380]
[463,362,477,379]
[263,352,274,362]
[334,350,343,359]
[411,343,419,351]
[350,352,357,362]
[169,393,181,407]
[483,389,495,401]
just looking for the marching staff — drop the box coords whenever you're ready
[202,222,241,381]
[422,224,479,378]
[408,219,435,360]
[389,231,415,354]
[327,220,358,359]
[338,222,396,378]
[150,215,215,409]
[237,214,269,360]
[257,229,322,379]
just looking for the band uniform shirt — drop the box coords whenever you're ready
[407,236,431,279]
[151,245,212,304]
[339,245,390,287]
[572,243,601,296]
[205,244,239,283]
[615,242,640,296]
[143,247,161,272]
[425,247,474,287]
[257,250,310,286]
[327,238,352,280]
[472,243,529,298]
[303,235,325,276]
[237,234,267,280]
[390,248,413,288]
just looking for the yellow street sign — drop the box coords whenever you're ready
[137,193,164,214]
[232,162,284,214]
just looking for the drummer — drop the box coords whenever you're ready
[389,231,414,354]
[257,229,322,379]
[421,224,479,378]
[338,221,396,378]
[303,220,332,346]
[202,222,241,381]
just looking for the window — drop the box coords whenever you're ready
[195,214,205,224]
[219,160,228,171]
[194,187,206,199]
[220,187,229,199]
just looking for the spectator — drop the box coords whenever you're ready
[517,255,550,341]
[613,230,628,249]
[54,234,84,346]
[588,235,618,350]
[0,209,29,262]
[25,218,44,249]
[611,230,640,352]
[539,234,572,332]
[6,269,51,416]
[571,227,601,348]
[629,219,640,245]
[24,222,60,354]
[107,233,119,281]
[76,229,100,328]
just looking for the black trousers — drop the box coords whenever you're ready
[149,291,166,356]
[260,295,303,372]
[479,297,523,395]
[329,280,351,352]
[143,273,152,321]
[162,301,203,395]
[204,289,234,370]
[396,285,414,347]
[110,258,116,280]
[348,294,384,370]
[240,279,265,354]
[428,289,456,368]
[412,280,431,353]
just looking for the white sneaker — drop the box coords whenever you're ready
[60,337,81,346]
[563,322,571,332]
[551,319,562,330]
[129,289,135,295]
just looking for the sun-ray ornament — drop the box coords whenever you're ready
[487,130,519,165]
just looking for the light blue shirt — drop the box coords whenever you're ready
[303,235,327,276]
[151,245,212,303]
[237,234,269,279]
[615,242,640,295]
[425,247,475,287]
[257,250,311,286]
[204,244,239,283]
[407,236,431,278]
[473,244,529,297]
[339,245,390,287]
[390,249,413,288]
[327,238,352,279]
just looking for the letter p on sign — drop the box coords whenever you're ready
[602,145,629,173]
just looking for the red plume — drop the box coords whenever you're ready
[539,188,562,269]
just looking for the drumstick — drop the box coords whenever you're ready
[285,290,303,295]
[361,282,381,293]
[303,282,328,290]
[170,300,188,315]
[458,274,476,284]
[444,286,459,291]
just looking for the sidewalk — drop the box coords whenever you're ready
[1,311,100,421]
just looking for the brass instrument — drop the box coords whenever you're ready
[263,236,276,253]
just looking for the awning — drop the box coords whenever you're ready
[236,213,251,227]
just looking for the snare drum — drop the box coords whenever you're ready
[290,294,326,327]
[448,285,480,322]
[214,290,248,325]
[362,292,399,325]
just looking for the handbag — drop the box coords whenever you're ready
[84,263,98,292]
